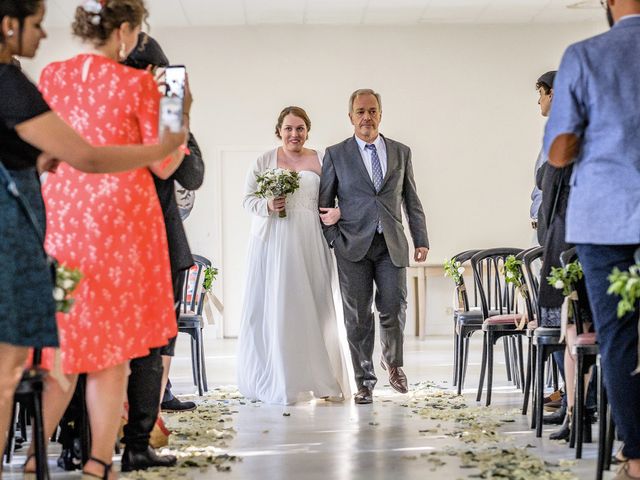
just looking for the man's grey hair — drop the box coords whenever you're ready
[349,89,382,113]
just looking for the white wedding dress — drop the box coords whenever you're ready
[237,149,353,405]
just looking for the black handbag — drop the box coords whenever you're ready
[0,162,58,284]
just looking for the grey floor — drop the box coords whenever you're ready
[4,335,616,479]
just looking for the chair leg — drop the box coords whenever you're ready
[535,344,545,438]
[552,357,559,392]
[4,402,17,464]
[78,376,91,465]
[456,328,465,395]
[522,337,532,415]
[596,373,608,480]
[462,335,471,388]
[19,403,28,442]
[476,332,488,403]
[32,391,50,480]
[198,327,208,393]
[190,332,198,386]
[604,405,615,471]
[503,337,512,382]
[517,336,525,392]
[574,353,585,456]
[453,319,459,387]
[193,331,204,396]
[486,332,495,407]
[531,345,538,430]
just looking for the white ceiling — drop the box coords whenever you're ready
[45,0,605,28]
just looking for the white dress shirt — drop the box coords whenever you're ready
[354,134,387,182]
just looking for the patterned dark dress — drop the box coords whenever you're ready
[0,64,57,347]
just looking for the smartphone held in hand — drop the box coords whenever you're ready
[159,65,187,133]
[164,65,186,99]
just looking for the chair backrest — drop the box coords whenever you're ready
[470,248,524,319]
[519,246,544,324]
[180,254,212,316]
[452,249,481,310]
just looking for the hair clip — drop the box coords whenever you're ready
[82,0,103,15]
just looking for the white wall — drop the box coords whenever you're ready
[23,22,605,337]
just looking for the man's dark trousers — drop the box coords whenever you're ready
[576,243,640,459]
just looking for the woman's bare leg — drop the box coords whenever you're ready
[83,362,129,480]
[24,372,79,471]
[0,343,29,459]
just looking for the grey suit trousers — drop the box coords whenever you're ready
[334,232,407,391]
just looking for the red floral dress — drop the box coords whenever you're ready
[39,54,177,374]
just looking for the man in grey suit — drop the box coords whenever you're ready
[319,89,429,404]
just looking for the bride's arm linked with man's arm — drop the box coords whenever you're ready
[318,149,341,246]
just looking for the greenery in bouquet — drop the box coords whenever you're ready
[501,255,524,290]
[54,264,82,313]
[443,258,465,284]
[608,263,640,318]
[255,168,300,218]
[547,260,583,298]
[203,266,219,293]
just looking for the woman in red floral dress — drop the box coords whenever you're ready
[31,1,187,478]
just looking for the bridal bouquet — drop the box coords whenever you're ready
[255,168,300,218]
[54,264,83,313]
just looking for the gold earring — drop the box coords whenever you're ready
[118,42,126,60]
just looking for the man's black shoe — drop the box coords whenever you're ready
[121,446,177,472]
[543,404,566,425]
[160,397,197,412]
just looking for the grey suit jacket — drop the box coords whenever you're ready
[319,135,429,268]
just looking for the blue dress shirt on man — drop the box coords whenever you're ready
[544,16,640,245]
[543,15,640,462]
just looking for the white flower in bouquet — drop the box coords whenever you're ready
[554,280,565,290]
[457,266,465,275]
[53,286,65,302]
[255,168,301,218]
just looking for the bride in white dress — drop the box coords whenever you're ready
[237,107,353,405]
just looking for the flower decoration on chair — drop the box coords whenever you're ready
[500,255,528,329]
[547,260,583,342]
[444,258,467,310]
[54,264,83,313]
[254,168,300,218]
[82,0,103,26]
[608,262,640,374]
[202,266,219,293]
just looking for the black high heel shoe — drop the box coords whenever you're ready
[81,457,112,480]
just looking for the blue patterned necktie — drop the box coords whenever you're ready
[365,143,384,233]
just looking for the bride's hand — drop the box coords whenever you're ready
[268,196,286,214]
[319,207,340,226]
